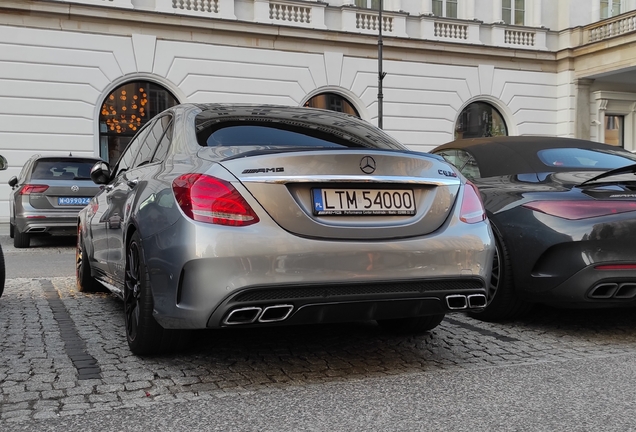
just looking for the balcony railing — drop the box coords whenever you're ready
[43,0,552,49]
[585,10,636,43]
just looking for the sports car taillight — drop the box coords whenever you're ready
[459,181,486,224]
[20,184,49,195]
[522,200,636,220]
[172,174,259,226]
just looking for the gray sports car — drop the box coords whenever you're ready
[77,104,494,355]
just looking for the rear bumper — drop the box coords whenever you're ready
[141,215,494,329]
[208,278,488,327]
[520,264,636,308]
[16,212,79,235]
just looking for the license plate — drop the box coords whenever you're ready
[58,197,91,206]
[312,189,416,216]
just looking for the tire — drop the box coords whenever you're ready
[0,245,5,298]
[76,229,103,293]
[468,229,532,322]
[377,313,446,334]
[9,222,14,239]
[13,227,30,248]
[124,231,182,355]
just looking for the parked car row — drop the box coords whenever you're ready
[5,104,636,355]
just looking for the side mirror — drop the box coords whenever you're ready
[90,161,111,185]
[0,155,7,171]
[8,176,17,188]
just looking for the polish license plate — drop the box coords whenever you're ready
[58,197,91,206]
[312,189,416,216]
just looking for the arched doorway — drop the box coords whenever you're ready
[455,101,508,139]
[99,81,178,163]
[304,92,360,117]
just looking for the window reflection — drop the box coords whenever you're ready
[99,82,178,163]
[304,93,360,117]
[455,102,508,139]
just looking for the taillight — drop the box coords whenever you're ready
[459,181,486,224]
[172,174,259,226]
[595,264,636,270]
[522,200,636,220]
[20,184,49,195]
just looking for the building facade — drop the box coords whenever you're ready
[0,0,635,220]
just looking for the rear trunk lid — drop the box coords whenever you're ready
[214,149,462,240]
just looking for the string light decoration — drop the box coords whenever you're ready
[101,86,149,134]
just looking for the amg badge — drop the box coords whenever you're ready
[242,167,284,174]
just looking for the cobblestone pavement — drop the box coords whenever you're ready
[2,276,636,424]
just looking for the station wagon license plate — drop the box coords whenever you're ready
[58,197,91,206]
[312,188,416,216]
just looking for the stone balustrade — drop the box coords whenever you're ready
[46,0,559,50]
[585,10,636,43]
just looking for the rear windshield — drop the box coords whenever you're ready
[31,159,98,180]
[196,121,405,151]
[537,148,636,170]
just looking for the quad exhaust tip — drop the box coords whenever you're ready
[446,295,468,310]
[467,294,487,308]
[446,294,487,310]
[224,304,294,325]
[224,307,262,325]
[589,282,636,300]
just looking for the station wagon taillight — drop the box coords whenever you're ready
[172,174,259,226]
[522,200,636,220]
[20,184,49,195]
[459,182,486,224]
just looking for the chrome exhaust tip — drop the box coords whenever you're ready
[446,295,468,310]
[258,305,294,323]
[223,307,262,325]
[467,294,487,308]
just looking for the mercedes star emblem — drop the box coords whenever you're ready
[359,156,376,174]
[71,185,79,192]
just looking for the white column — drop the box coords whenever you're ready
[596,98,608,144]
[576,79,594,140]
[462,0,476,20]
[492,0,502,22]
[421,0,432,15]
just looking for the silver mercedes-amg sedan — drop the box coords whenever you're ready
[77,104,494,355]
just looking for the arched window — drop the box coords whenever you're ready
[99,81,178,163]
[455,102,508,139]
[304,93,360,117]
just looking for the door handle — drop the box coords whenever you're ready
[127,178,139,188]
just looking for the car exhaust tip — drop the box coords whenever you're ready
[223,307,262,325]
[467,294,487,308]
[258,305,294,323]
[446,295,468,310]
[614,283,636,299]
[588,283,618,299]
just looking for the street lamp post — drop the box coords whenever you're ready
[377,0,386,129]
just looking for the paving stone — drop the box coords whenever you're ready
[6,276,636,422]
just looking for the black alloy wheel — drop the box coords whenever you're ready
[467,230,531,321]
[76,228,102,293]
[124,231,179,355]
